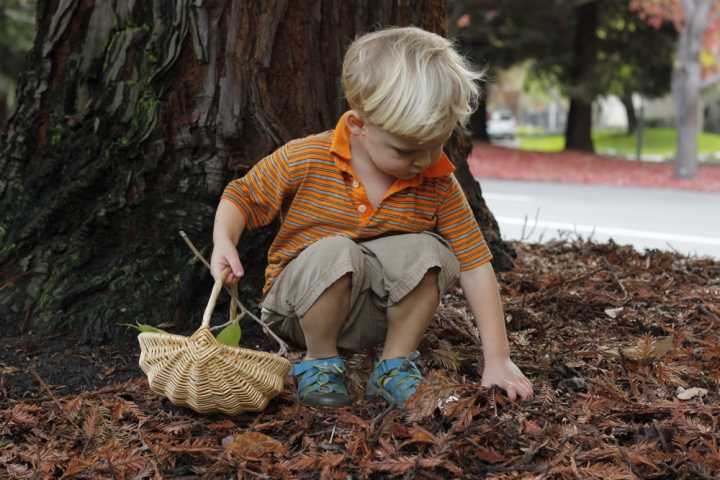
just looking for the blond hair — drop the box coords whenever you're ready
[341,26,483,142]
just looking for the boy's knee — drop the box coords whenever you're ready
[303,236,363,266]
[327,272,352,293]
[417,267,441,297]
[419,266,439,283]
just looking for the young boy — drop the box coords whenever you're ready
[211,27,533,408]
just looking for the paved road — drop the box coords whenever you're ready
[478,179,720,260]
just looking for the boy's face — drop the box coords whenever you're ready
[348,113,449,180]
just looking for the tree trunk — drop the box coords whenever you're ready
[673,0,712,179]
[621,94,637,136]
[564,0,598,152]
[0,0,514,344]
[565,98,594,152]
[468,94,490,141]
[0,93,6,130]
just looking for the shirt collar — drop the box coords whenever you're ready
[329,111,455,180]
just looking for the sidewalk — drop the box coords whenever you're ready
[467,142,720,192]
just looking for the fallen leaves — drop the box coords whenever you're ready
[676,386,709,400]
[1,240,719,478]
[222,431,287,460]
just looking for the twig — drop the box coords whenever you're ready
[652,419,670,452]
[179,230,289,356]
[617,445,649,480]
[371,403,395,427]
[0,271,33,291]
[368,404,395,446]
[137,428,164,478]
[665,241,682,256]
[31,448,41,480]
[489,386,498,417]
[239,466,271,479]
[106,452,118,480]
[30,369,81,431]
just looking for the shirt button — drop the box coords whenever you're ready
[357,204,367,213]
[352,180,360,188]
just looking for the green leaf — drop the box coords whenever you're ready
[216,322,242,347]
[120,322,168,334]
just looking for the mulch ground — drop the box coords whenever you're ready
[1,240,719,479]
[469,143,720,192]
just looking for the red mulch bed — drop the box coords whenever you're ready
[468,143,720,192]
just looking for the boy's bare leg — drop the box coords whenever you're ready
[300,273,351,360]
[381,268,439,360]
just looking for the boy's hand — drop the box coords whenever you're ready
[481,357,533,401]
[210,239,244,285]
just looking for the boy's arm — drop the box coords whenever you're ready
[211,199,247,284]
[212,142,296,284]
[213,198,247,247]
[459,263,533,401]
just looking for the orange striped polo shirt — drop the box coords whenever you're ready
[222,112,492,295]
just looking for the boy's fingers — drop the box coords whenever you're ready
[219,266,232,282]
[227,255,244,278]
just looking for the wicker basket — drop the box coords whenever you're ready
[138,276,291,415]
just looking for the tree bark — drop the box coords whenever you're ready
[0,0,514,343]
[673,0,712,179]
[0,93,6,130]
[621,94,637,136]
[564,0,598,152]
[565,98,594,152]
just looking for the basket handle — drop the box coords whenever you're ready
[201,268,228,329]
[181,231,290,357]
[229,283,240,323]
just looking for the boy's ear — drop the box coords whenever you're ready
[346,111,365,135]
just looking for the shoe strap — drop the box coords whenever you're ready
[293,356,345,376]
[293,357,348,396]
[373,351,421,399]
[373,351,420,377]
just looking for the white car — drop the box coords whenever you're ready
[487,110,517,140]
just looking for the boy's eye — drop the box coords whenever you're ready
[394,147,417,155]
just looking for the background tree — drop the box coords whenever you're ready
[0,0,35,128]
[596,2,676,135]
[450,0,677,150]
[633,0,720,179]
[448,1,570,139]
[0,1,514,343]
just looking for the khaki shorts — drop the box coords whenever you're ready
[260,232,460,352]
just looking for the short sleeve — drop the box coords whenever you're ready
[435,174,493,270]
[221,144,295,230]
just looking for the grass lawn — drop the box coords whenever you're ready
[518,128,720,160]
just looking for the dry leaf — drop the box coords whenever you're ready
[604,307,624,319]
[430,346,461,371]
[475,446,506,463]
[224,431,287,460]
[524,420,543,434]
[405,425,438,445]
[368,456,417,475]
[9,405,40,428]
[207,419,235,430]
[676,386,708,400]
[162,421,193,435]
[605,335,673,361]
[0,364,19,374]
[285,454,317,472]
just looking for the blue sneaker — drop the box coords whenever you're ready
[366,351,423,406]
[292,357,352,407]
